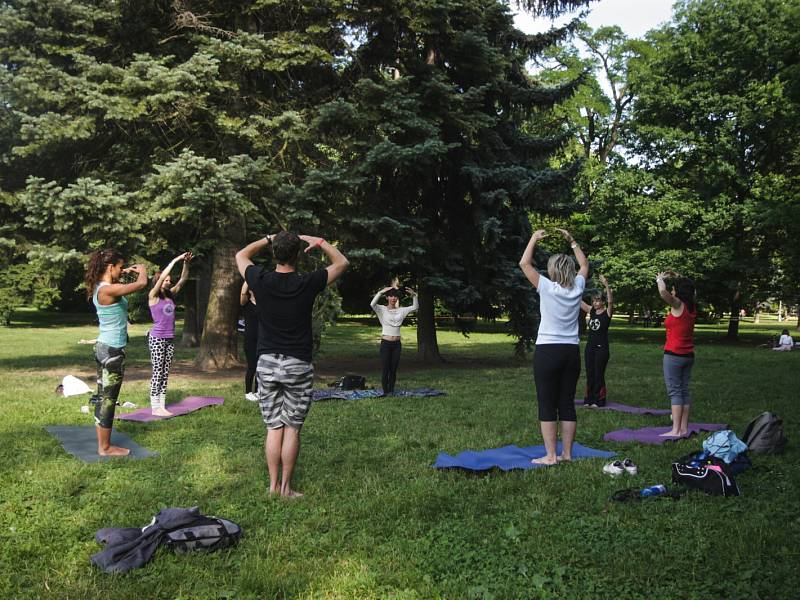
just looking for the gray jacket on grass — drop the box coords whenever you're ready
[91,506,202,573]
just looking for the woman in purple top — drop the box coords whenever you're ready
[148,252,192,416]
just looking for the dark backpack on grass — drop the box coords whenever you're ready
[741,412,787,454]
[330,374,366,390]
[165,515,242,554]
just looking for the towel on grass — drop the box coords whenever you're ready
[434,442,616,472]
[312,388,445,401]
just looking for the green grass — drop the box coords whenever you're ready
[0,311,798,599]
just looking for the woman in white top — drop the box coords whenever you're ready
[773,329,794,351]
[370,284,419,395]
[519,228,589,465]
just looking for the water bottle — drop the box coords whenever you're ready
[640,484,667,498]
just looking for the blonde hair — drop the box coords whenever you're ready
[547,254,576,288]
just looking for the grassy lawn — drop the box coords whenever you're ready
[0,311,798,598]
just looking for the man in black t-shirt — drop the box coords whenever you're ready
[236,231,349,498]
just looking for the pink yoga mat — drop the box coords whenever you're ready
[116,396,224,422]
[575,399,671,415]
[603,423,727,445]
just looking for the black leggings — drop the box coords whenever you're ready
[380,339,401,394]
[584,345,610,406]
[533,344,580,422]
[244,336,258,394]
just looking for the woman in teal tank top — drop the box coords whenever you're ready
[85,249,148,457]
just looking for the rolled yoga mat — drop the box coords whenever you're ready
[434,442,616,472]
[603,423,727,445]
[574,399,671,415]
[116,396,224,422]
[45,425,158,463]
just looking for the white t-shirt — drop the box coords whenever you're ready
[779,334,794,346]
[535,275,586,345]
[371,293,419,336]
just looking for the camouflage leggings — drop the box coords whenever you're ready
[92,343,126,428]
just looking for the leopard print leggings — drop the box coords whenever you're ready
[148,335,175,398]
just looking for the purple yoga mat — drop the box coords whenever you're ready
[574,399,671,415]
[116,396,224,422]
[603,423,727,445]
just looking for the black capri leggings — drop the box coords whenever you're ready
[533,344,580,422]
[244,336,258,394]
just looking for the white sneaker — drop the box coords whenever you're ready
[622,458,638,476]
[245,392,258,402]
[603,460,625,477]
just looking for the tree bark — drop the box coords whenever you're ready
[181,280,200,348]
[194,237,242,371]
[416,285,443,362]
[725,293,741,340]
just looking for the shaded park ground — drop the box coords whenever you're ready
[0,311,798,598]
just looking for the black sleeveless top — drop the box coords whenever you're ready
[587,308,610,348]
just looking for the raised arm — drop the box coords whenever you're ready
[519,229,547,288]
[656,271,683,311]
[404,288,419,315]
[236,236,273,278]
[98,264,148,304]
[371,287,391,309]
[599,274,613,317]
[409,289,419,311]
[555,228,588,279]
[299,235,349,285]
[580,300,592,313]
[170,252,192,295]
[149,253,189,301]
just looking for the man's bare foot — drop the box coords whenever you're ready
[531,456,558,466]
[151,407,172,417]
[98,445,130,456]
[659,430,682,437]
[281,489,304,499]
[677,429,688,436]
[557,455,572,462]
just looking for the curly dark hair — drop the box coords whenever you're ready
[84,249,124,300]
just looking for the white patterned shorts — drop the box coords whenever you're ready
[256,353,314,430]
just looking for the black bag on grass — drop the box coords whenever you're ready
[671,461,740,497]
[165,516,242,554]
[330,374,366,390]
[741,412,787,454]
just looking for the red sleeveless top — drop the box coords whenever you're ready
[664,305,696,355]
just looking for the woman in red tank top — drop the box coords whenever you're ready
[656,271,696,437]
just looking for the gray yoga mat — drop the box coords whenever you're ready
[45,425,158,463]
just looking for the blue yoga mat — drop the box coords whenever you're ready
[434,442,616,472]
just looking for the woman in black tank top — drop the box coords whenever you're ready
[581,274,612,407]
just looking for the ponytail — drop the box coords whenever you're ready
[85,248,124,299]
[674,277,696,313]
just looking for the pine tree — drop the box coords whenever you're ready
[305,0,591,359]
[1,1,349,364]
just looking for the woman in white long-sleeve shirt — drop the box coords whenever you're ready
[370,285,419,395]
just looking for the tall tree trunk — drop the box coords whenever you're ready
[725,292,741,340]
[181,280,200,348]
[194,238,241,371]
[416,285,442,362]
